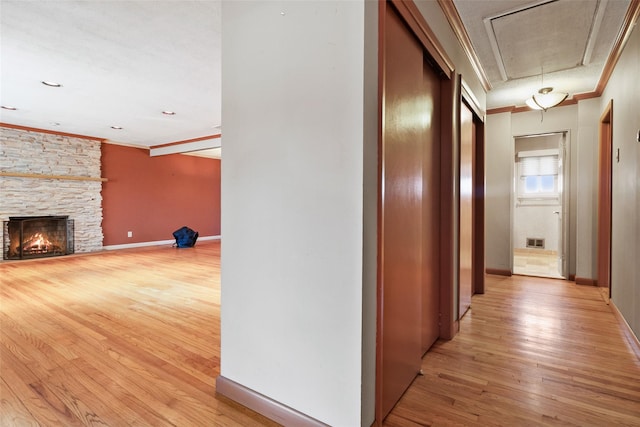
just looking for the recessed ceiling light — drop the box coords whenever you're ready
[1,105,17,110]
[42,80,62,87]
[111,125,123,130]
[162,110,176,115]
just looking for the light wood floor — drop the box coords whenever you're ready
[2,242,639,426]
[513,248,564,279]
[1,241,278,427]
[385,274,640,426]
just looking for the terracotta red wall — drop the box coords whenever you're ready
[101,143,220,246]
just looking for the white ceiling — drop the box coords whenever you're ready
[0,0,221,156]
[452,0,632,110]
[0,0,635,156]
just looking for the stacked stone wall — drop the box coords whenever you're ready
[0,127,103,253]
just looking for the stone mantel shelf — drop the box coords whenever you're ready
[0,171,108,182]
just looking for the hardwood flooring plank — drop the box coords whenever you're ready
[1,242,278,427]
[1,378,40,427]
[384,274,640,426]
[69,358,177,427]
[3,243,639,426]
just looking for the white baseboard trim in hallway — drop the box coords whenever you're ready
[216,376,329,427]
[610,300,640,361]
[103,235,220,250]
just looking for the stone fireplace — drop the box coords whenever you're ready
[3,216,75,260]
[1,127,104,255]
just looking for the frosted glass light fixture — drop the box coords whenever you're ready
[526,87,568,111]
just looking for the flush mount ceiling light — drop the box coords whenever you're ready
[1,105,17,110]
[162,110,176,115]
[525,66,568,111]
[41,80,62,87]
[526,87,568,111]
[111,125,123,130]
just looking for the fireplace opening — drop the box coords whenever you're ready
[3,216,74,260]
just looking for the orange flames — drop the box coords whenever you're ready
[23,232,53,254]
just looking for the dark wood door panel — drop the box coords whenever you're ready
[379,3,443,419]
[459,102,473,318]
[379,4,424,419]
[421,59,441,354]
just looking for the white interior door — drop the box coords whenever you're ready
[556,134,567,277]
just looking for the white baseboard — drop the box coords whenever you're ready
[610,300,640,361]
[216,376,328,427]
[103,235,220,251]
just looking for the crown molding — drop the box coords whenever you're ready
[573,91,601,102]
[597,0,640,93]
[438,0,492,92]
[486,106,516,115]
[149,133,221,150]
[0,122,105,141]
[487,97,578,115]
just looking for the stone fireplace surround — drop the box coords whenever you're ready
[0,127,104,255]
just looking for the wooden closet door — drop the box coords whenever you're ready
[421,59,441,354]
[459,102,474,317]
[379,3,441,418]
[379,4,423,418]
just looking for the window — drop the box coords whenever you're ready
[517,149,559,201]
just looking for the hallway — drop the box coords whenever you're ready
[384,274,640,425]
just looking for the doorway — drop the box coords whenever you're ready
[597,101,613,297]
[459,96,485,319]
[512,132,568,279]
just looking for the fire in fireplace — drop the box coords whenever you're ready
[3,216,74,260]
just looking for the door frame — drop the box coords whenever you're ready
[457,90,486,319]
[597,100,613,296]
[510,131,570,279]
[376,0,456,423]
[460,84,486,298]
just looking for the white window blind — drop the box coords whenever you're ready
[516,149,560,200]
[520,155,558,176]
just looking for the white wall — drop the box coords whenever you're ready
[514,205,560,251]
[600,22,639,337]
[576,97,600,280]
[361,1,379,423]
[485,112,513,271]
[220,2,374,426]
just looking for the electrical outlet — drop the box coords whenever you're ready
[127,231,133,238]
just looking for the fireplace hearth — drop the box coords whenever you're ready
[3,216,74,260]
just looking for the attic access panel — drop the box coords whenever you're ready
[486,0,598,80]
